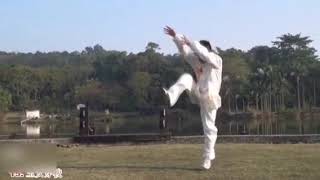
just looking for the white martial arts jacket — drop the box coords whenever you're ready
[173,34,222,110]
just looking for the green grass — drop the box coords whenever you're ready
[52,144,320,180]
[1,143,319,179]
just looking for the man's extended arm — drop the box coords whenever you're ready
[183,36,221,69]
[172,34,192,56]
[164,26,192,56]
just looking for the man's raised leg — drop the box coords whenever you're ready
[163,73,195,107]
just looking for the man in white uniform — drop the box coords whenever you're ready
[163,26,222,170]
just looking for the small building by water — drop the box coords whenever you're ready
[25,110,40,119]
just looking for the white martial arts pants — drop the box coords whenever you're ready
[165,73,218,160]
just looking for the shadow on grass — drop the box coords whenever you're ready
[59,165,203,171]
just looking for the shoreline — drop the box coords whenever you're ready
[0,134,320,145]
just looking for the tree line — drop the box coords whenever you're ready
[0,33,319,113]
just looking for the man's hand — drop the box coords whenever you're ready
[164,26,176,37]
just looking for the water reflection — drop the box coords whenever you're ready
[218,111,320,135]
[23,124,40,137]
[0,111,319,138]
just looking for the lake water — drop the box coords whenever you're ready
[0,111,320,139]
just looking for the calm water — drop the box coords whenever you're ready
[0,111,320,139]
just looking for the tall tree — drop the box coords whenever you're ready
[273,33,318,111]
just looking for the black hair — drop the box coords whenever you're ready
[199,40,212,52]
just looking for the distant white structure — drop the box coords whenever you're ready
[26,110,40,119]
[77,104,86,110]
[105,109,110,115]
[26,125,40,137]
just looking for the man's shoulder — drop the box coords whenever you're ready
[209,53,222,66]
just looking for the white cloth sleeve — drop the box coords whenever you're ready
[189,41,221,69]
[172,34,192,56]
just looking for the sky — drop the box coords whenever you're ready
[0,0,319,55]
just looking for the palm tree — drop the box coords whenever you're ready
[273,33,318,111]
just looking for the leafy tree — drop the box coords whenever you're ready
[127,71,152,108]
[0,89,12,111]
[273,33,318,110]
[220,48,250,112]
[145,42,160,53]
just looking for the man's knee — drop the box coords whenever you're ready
[177,73,194,91]
[180,73,193,82]
[204,125,218,135]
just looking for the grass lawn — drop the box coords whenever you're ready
[52,143,320,180]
